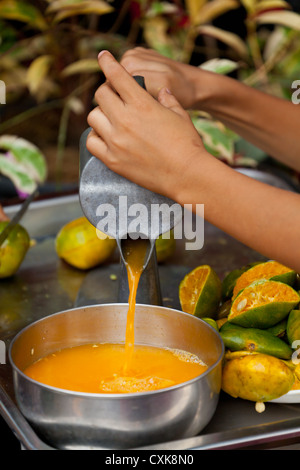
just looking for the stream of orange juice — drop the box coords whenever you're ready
[23,238,208,393]
[122,238,148,374]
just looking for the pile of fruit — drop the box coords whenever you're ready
[179,261,300,411]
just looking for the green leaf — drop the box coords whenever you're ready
[0,0,47,30]
[0,155,37,194]
[192,117,238,162]
[200,58,239,74]
[0,136,47,183]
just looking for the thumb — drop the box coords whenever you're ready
[157,87,187,118]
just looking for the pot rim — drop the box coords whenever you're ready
[9,303,224,399]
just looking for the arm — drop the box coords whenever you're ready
[87,51,300,272]
[121,48,300,172]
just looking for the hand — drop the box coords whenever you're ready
[120,47,201,109]
[86,51,207,202]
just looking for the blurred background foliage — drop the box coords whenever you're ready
[0,0,300,197]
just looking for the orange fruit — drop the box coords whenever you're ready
[229,280,300,329]
[232,260,296,299]
[179,265,222,318]
[55,217,116,270]
[0,222,30,278]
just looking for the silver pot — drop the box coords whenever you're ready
[9,304,224,450]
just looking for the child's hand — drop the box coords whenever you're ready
[120,47,201,109]
[86,51,207,202]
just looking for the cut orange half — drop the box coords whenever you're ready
[179,265,222,318]
[232,260,296,299]
[229,279,300,329]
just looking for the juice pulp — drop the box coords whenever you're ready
[23,343,207,393]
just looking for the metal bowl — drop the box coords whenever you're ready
[9,304,224,450]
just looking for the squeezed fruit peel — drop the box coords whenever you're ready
[228,279,300,329]
[179,265,222,319]
[232,260,296,299]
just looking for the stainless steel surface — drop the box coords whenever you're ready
[9,304,223,450]
[0,188,38,246]
[1,175,300,450]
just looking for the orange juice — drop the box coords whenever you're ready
[23,343,207,393]
[122,238,148,373]
[23,238,208,393]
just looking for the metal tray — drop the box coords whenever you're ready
[1,172,300,450]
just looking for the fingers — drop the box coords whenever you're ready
[87,106,112,141]
[94,81,123,118]
[86,128,108,159]
[98,50,147,104]
[157,88,188,119]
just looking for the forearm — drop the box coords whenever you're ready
[175,153,300,272]
[192,71,300,172]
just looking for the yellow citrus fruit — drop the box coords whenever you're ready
[155,230,176,263]
[0,222,30,279]
[55,217,116,270]
[229,279,300,329]
[179,265,222,319]
[222,353,295,402]
[232,260,296,299]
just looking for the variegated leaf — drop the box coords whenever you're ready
[0,154,37,195]
[0,0,47,30]
[192,118,238,163]
[254,10,300,30]
[61,58,100,76]
[50,1,114,22]
[253,0,291,15]
[143,17,180,59]
[197,25,248,58]
[185,0,207,22]
[145,2,179,18]
[26,55,53,96]
[194,0,240,26]
[0,136,47,183]
[200,58,239,74]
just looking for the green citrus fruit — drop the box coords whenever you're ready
[155,230,176,263]
[287,310,300,347]
[221,262,263,300]
[228,280,300,329]
[179,265,222,319]
[220,322,292,359]
[266,319,287,338]
[232,260,296,299]
[222,353,295,402]
[0,222,30,279]
[56,217,116,270]
[201,318,219,331]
